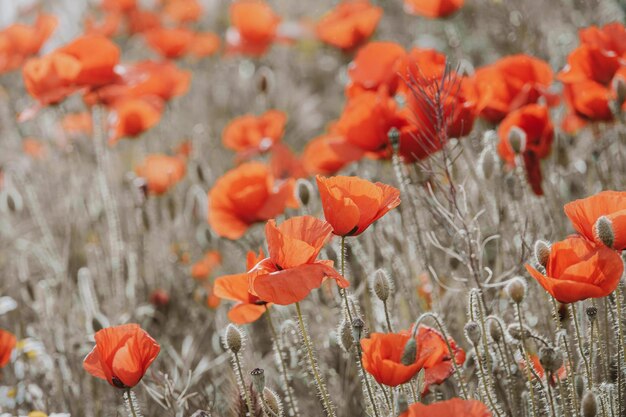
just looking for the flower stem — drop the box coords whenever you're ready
[339,236,354,323]
[516,303,537,417]
[125,389,139,417]
[570,303,592,389]
[234,353,253,416]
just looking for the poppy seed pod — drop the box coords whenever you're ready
[534,240,551,267]
[296,179,313,206]
[263,388,282,416]
[489,319,502,343]
[507,126,526,154]
[506,277,527,304]
[594,216,615,248]
[464,321,481,345]
[586,306,598,322]
[539,346,563,373]
[479,146,496,179]
[400,338,417,366]
[575,375,585,399]
[250,368,265,393]
[338,319,353,352]
[581,391,597,417]
[225,324,243,353]
[373,269,391,301]
[352,318,365,342]
[507,323,531,340]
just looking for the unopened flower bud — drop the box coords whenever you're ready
[506,277,527,304]
[464,321,481,345]
[594,216,615,248]
[489,319,502,343]
[575,375,585,399]
[400,338,417,366]
[225,324,242,354]
[539,346,563,372]
[250,368,265,393]
[388,127,400,151]
[534,240,551,268]
[613,76,626,107]
[296,179,313,206]
[586,306,598,322]
[508,126,526,154]
[581,391,597,417]
[351,318,364,342]
[507,323,531,340]
[263,388,282,416]
[338,319,353,352]
[373,269,391,302]
[479,146,496,179]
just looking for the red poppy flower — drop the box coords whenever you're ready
[226,0,281,56]
[0,329,16,368]
[107,96,164,144]
[579,22,626,58]
[191,250,222,281]
[101,0,137,13]
[222,110,287,154]
[134,154,186,195]
[248,216,349,305]
[269,143,307,180]
[526,235,624,303]
[403,0,464,19]
[345,41,407,97]
[523,355,567,383]
[400,398,492,417]
[163,0,203,24]
[84,12,122,38]
[208,162,297,239]
[144,27,196,59]
[128,10,162,34]
[0,14,57,74]
[564,191,626,251]
[361,326,465,388]
[302,134,364,175]
[83,324,160,389]
[316,175,400,236]
[23,35,120,106]
[214,249,271,324]
[470,54,554,123]
[400,47,449,88]
[497,104,554,195]
[315,1,383,51]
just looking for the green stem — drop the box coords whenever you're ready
[516,303,537,417]
[340,237,354,323]
[235,353,253,415]
[125,389,138,417]
[570,303,592,389]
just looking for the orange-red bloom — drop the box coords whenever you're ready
[145,27,220,59]
[403,0,464,18]
[208,162,297,239]
[400,398,492,417]
[580,22,626,59]
[316,175,400,236]
[497,104,554,195]
[222,110,287,154]
[214,249,270,324]
[102,0,137,13]
[470,54,554,123]
[0,329,16,368]
[361,326,465,389]
[191,250,222,280]
[0,14,57,74]
[526,235,624,303]
[564,191,626,251]
[108,96,164,144]
[134,154,186,195]
[346,41,407,97]
[226,0,281,56]
[163,0,203,24]
[302,134,364,175]
[315,1,382,51]
[247,216,349,305]
[83,324,160,389]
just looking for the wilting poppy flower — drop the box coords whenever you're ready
[400,398,492,417]
[0,14,57,74]
[564,191,626,251]
[23,35,120,106]
[0,329,16,368]
[316,175,400,236]
[470,54,554,123]
[361,325,465,389]
[222,110,287,154]
[346,41,407,97]
[163,0,203,24]
[497,104,554,195]
[226,0,281,56]
[107,96,164,144]
[191,250,222,280]
[83,324,160,389]
[315,1,383,51]
[248,216,349,305]
[403,0,464,18]
[208,162,297,239]
[302,134,364,175]
[526,235,624,303]
[134,154,186,195]
[214,249,271,323]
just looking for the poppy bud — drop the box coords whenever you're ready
[388,127,400,152]
[250,368,265,393]
[507,323,531,340]
[575,375,585,399]
[338,319,353,352]
[400,338,417,366]
[464,321,481,345]
[296,179,313,206]
[373,269,391,302]
[613,76,626,107]
[489,319,502,343]
[395,391,408,415]
[351,318,365,342]
[593,216,615,249]
[581,391,597,417]
[586,306,598,322]
[0,188,23,213]
[225,324,243,354]
[534,240,551,268]
[507,126,526,154]
[479,146,496,179]
[539,346,563,373]
[506,277,526,304]
[263,388,282,416]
